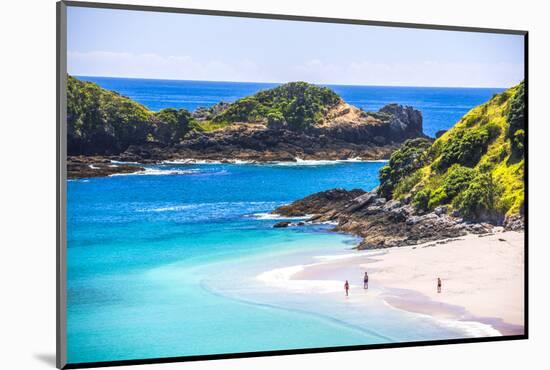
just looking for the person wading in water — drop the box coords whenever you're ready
[344,280,350,297]
[437,277,442,293]
[363,272,369,290]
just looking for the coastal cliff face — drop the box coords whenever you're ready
[272,82,526,246]
[67,77,427,162]
[115,125,405,163]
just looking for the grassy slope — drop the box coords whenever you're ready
[381,82,524,221]
[210,81,342,130]
[190,120,229,132]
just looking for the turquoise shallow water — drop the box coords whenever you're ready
[67,161,486,364]
[67,161,383,363]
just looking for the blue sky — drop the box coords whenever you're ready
[67,6,524,88]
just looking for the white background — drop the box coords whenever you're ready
[0,0,547,369]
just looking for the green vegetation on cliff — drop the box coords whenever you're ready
[67,76,194,154]
[378,138,432,199]
[68,75,151,154]
[378,82,525,222]
[67,77,345,154]
[507,81,526,159]
[211,82,341,130]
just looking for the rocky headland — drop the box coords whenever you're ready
[67,77,428,178]
[272,188,497,250]
[271,82,526,246]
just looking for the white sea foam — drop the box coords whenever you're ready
[271,157,387,166]
[273,158,343,166]
[249,212,312,220]
[381,299,502,338]
[317,220,339,226]
[68,179,90,183]
[110,168,200,177]
[162,159,212,165]
[138,205,195,213]
[110,160,141,165]
[161,158,387,166]
[313,251,382,262]
[256,265,344,294]
[161,159,255,165]
[435,317,502,337]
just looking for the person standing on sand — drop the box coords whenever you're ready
[437,277,442,293]
[363,272,369,290]
[344,280,350,297]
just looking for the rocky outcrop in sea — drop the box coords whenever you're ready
[67,77,432,178]
[67,156,144,179]
[111,103,427,164]
[271,188,512,250]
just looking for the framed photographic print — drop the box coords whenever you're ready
[57,1,527,368]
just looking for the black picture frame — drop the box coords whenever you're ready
[56,1,529,368]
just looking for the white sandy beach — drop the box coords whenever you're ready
[278,231,525,336]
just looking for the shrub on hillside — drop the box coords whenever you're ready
[378,138,432,199]
[437,127,490,170]
[507,81,525,159]
[452,173,499,220]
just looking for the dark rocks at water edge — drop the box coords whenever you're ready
[272,221,306,228]
[67,76,430,162]
[273,221,292,228]
[67,156,144,179]
[273,221,306,229]
[271,188,518,250]
[75,99,430,164]
[113,127,404,164]
[275,189,365,217]
[112,101,427,162]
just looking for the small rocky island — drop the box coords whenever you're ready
[67,76,427,178]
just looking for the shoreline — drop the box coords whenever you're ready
[67,156,388,179]
[264,231,525,337]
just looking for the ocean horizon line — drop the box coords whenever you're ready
[73,74,511,90]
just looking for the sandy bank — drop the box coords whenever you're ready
[292,231,525,336]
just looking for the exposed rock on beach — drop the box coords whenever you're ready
[272,188,498,250]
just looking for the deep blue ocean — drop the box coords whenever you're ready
[67,78,504,364]
[77,76,504,138]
